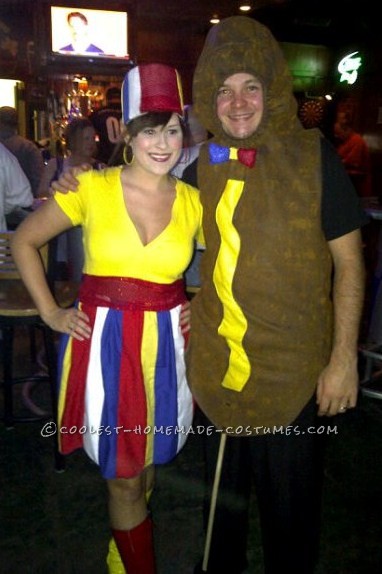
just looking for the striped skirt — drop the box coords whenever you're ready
[57,275,193,479]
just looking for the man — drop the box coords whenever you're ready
[51,16,367,574]
[0,141,33,230]
[0,106,44,197]
[334,110,372,197]
[185,16,367,574]
[59,11,104,54]
[89,86,122,164]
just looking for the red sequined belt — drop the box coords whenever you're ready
[78,274,186,311]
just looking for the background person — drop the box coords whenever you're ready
[89,86,122,165]
[334,110,372,198]
[38,117,104,282]
[0,141,33,230]
[11,63,202,574]
[0,106,44,198]
[38,117,102,195]
[171,103,208,179]
[172,103,208,291]
[333,111,374,334]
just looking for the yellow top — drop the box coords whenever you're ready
[54,167,204,283]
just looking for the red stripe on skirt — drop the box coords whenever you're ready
[116,310,148,477]
[60,304,97,454]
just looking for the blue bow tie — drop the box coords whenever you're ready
[209,143,257,168]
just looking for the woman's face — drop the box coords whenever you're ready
[129,113,183,175]
[72,126,97,158]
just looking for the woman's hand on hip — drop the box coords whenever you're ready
[42,306,91,340]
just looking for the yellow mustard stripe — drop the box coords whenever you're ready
[57,338,73,449]
[229,148,238,161]
[141,311,158,466]
[213,179,251,391]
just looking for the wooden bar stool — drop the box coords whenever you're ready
[0,231,77,471]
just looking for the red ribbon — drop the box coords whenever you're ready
[237,148,257,168]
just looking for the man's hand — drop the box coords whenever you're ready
[50,163,92,194]
[316,354,359,417]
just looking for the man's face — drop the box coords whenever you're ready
[216,73,264,140]
[69,16,88,43]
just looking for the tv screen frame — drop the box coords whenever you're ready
[50,5,130,61]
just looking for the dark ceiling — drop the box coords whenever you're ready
[2,0,379,51]
[135,0,379,50]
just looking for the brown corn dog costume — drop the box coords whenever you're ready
[187,17,333,431]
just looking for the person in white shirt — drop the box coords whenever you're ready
[172,105,208,289]
[0,142,33,230]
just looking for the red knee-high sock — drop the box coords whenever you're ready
[112,516,156,574]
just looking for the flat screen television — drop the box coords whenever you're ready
[50,6,129,61]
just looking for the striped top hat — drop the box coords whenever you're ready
[122,63,184,124]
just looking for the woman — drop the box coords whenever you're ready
[38,117,105,281]
[11,63,203,574]
[38,117,102,194]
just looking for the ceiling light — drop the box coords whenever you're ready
[239,3,252,11]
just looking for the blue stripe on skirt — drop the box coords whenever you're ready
[99,309,123,478]
[154,310,179,463]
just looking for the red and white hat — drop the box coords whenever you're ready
[122,63,184,124]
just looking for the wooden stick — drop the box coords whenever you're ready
[202,432,227,572]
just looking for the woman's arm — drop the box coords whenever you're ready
[11,199,91,340]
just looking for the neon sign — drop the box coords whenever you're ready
[338,51,362,85]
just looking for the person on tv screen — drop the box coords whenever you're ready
[59,11,104,55]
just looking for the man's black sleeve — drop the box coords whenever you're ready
[181,158,198,187]
[321,137,369,240]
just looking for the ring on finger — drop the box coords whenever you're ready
[339,406,347,412]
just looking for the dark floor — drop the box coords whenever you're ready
[1,327,382,574]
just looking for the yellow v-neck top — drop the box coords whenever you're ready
[54,166,204,283]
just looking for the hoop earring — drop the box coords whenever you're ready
[123,145,134,166]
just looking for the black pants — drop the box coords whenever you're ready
[197,396,326,574]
